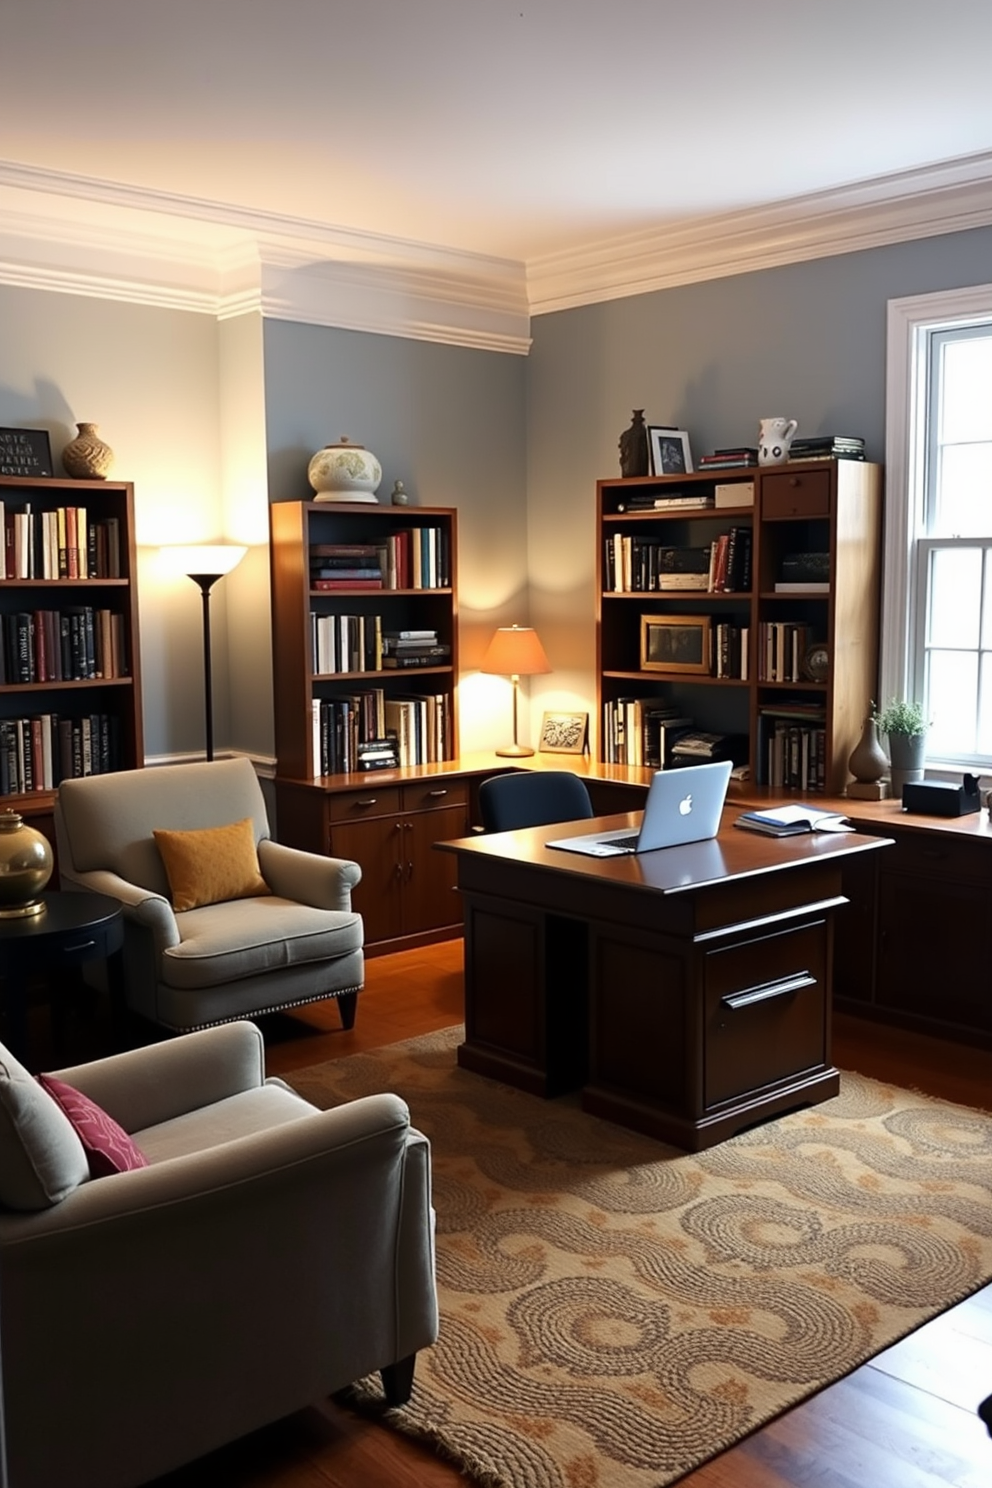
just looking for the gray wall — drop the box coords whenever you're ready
[525,224,992,737]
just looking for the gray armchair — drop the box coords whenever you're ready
[0,1021,437,1488]
[54,757,364,1034]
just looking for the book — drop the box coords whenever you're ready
[774,581,830,593]
[652,495,715,509]
[734,803,853,836]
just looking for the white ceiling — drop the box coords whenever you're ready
[3,0,992,330]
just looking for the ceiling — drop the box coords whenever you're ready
[3,0,992,326]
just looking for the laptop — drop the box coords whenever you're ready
[546,759,733,857]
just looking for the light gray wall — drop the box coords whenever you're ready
[525,224,992,738]
[262,320,529,752]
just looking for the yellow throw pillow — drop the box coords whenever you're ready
[153,817,269,912]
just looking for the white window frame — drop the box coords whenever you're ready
[882,282,992,774]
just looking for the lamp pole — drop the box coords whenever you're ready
[186,571,223,762]
[160,544,247,762]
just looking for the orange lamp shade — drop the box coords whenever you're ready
[480,625,550,677]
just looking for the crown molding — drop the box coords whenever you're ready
[1,152,991,342]
[527,150,992,314]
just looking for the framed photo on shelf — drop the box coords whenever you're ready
[640,614,711,674]
[538,710,589,755]
[648,427,694,477]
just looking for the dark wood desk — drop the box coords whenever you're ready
[438,809,889,1150]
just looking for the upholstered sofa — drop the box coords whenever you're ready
[54,757,365,1033]
[0,1021,438,1488]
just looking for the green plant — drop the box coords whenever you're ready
[872,698,928,737]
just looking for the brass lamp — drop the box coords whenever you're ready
[480,625,551,758]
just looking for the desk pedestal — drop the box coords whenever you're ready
[456,850,850,1151]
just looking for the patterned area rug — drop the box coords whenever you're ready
[287,1027,992,1488]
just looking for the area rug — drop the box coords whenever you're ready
[287,1027,992,1488]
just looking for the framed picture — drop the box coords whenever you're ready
[0,427,53,478]
[640,614,711,674]
[648,427,693,477]
[538,710,589,755]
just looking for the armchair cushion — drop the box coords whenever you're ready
[35,1075,149,1179]
[162,896,363,991]
[0,1051,89,1210]
[153,816,269,912]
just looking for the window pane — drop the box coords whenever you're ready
[933,445,992,536]
[941,335,992,443]
[926,649,977,755]
[927,547,981,647]
[980,652,992,756]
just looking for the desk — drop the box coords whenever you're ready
[438,809,889,1150]
[0,891,124,1061]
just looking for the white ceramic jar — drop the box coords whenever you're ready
[307,437,382,503]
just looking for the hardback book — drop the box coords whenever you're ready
[734,804,853,836]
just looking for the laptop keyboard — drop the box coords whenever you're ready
[603,833,639,851]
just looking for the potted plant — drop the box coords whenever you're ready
[873,698,928,798]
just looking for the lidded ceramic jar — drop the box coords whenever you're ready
[307,437,382,504]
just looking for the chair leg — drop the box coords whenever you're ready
[380,1353,416,1407]
[336,991,359,1030]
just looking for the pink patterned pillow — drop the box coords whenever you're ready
[35,1075,148,1179]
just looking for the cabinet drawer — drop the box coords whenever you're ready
[327,786,403,823]
[881,830,991,886]
[402,780,469,814]
[704,920,827,1107]
[761,470,831,518]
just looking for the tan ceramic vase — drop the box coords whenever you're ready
[62,422,114,480]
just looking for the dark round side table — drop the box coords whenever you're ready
[0,891,124,1063]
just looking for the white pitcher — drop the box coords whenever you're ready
[758,417,798,466]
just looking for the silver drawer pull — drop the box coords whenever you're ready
[64,940,97,954]
[723,972,815,1010]
[428,789,448,798]
[355,798,378,808]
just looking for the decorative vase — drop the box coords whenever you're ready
[0,810,54,918]
[307,438,382,504]
[847,716,889,785]
[62,422,114,480]
[757,416,798,466]
[887,732,926,800]
[390,479,409,506]
[618,410,649,478]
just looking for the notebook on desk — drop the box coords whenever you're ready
[546,759,733,857]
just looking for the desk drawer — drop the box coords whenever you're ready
[402,780,469,814]
[880,830,989,885]
[327,786,402,823]
[761,470,831,518]
[704,919,827,1107]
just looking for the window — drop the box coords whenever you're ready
[883,285,992,773]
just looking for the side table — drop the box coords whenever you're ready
[0,891,125,1063]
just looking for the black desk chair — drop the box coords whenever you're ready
[479,771,595,833]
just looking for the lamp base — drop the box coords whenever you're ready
[495,744,535,758]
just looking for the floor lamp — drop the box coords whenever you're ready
[162,545,247,761]
[480,624,551,757]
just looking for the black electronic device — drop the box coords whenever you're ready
[901,775,982,817]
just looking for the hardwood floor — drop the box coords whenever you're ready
[37,941,992,1488]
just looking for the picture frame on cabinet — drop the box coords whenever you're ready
[648,427,693,477]
[641,614,711,674]
[538,710,589,755]
[0,427,52,479]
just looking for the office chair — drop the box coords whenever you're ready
[479,770,594,833]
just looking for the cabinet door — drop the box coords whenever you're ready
[330,815,404,945]
[877,867,991,1034]
[401,805,468,935]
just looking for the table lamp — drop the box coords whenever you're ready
[480,624,550,757]
[161,544,247,761]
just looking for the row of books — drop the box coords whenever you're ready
[788,435,865,462]
[713,622,749,680]
[0,712,122,795]
[0,607,129,684]
[309,527,451,592]
[601,700,695,767]
[310,615,450,675]
[604,528,752,593]
[1,504,123,581]
[758,711,828,791]
[618,491,715,512]
[310,690,452,774]
[668,730,746,767]
[757,622,818,683]
[698,446,759,470]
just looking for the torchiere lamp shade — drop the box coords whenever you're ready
[480,624,551,757]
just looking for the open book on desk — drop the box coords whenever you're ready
[734,803,854,836]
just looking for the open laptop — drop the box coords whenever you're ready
[546,758,733,857]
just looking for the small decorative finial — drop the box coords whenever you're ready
[391,479,409,506]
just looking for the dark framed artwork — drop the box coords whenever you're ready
[640,614,711,674]
[0,427,53,478]
[648,427,693,477]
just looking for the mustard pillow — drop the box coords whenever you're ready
[153,817,269,912]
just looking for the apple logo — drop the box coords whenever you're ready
[678,792,693,816]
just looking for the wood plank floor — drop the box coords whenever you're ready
[42,941,992,1488]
